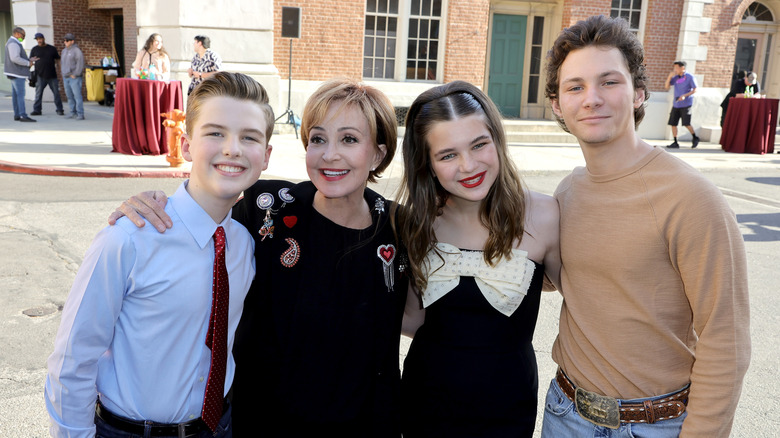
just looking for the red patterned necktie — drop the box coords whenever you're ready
[202,226,229,431]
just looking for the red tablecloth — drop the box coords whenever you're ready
[111,78,184,155]
[720,97,778,154]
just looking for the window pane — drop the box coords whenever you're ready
[411,0,421,15]
[367,0,376,13]
[378,16,387,35]
[611,0,619,8]
[388,38,396,57]
[528,76,539,104]
[364,37,374,57]
[389,0,398,14]
[418,40,428,58]
[621,0,630,8]
[433,0,441,16]
[365,16,375,35]
[632,0,642,8]
[422,0,432,16]
[428,61,437,79]
[376,59,385,77]
[386,60,395,78]
[376,38,386,57]
[364,58,373,77]
[630,11,640,29]
[430,20,439,38]
[379,0,388,14]
[408,40,417,59]
[530,46,541,73]
[389,17,397,34]
[532,17,544,44]
[420,20,429,39]
[429,40,438,59]
[409,19,419,38]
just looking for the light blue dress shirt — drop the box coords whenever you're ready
[45,182,255,438]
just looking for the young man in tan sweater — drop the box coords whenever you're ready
[541,15,750,437]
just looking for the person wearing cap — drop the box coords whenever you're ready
[61,32,85,120]
[30,32,65,116]
[4,26,39,122]
[187,35,222,95]
[665,60,699,149]
[720,71,761,126]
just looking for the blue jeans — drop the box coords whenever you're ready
[95,402,232,438]
[34,76,64,113]
[10,76,28,118]
[541,377,688,438]
[63,76,84,116]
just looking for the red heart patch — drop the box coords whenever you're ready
[283,216,297,228]
[378,245,395,263]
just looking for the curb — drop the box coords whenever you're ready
[0,160,191,178]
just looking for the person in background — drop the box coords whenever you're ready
[30,32,65,116]
[542,15,750,437]
[720,71,760,126]
[60,32,85,120]
[187,35,222,95]
[45,72,274,438]
[131,33,171,80]
[4,26,38,122]
[665,60,699,149]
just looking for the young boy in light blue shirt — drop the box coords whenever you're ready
[45,72,273,438]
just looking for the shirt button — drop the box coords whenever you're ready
[189,414,195,419]
[199,376,204,382]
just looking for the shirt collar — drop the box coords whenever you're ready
[170,181,233,250]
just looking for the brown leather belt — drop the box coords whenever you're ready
[556,369,688,429]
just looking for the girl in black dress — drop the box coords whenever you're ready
[397,81,562,437]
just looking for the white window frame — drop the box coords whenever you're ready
[363,0,447,82]
[610,0,648,41]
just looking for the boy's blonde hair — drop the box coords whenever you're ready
[186,72,275,143]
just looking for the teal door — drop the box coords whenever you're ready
[488,14,527,117]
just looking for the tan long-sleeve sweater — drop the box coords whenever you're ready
[553,147,750,437]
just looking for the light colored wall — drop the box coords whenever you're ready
[135,0,280,111]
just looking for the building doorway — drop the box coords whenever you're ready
[487,14,526,117]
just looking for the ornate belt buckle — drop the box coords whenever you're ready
[575,387,621,429]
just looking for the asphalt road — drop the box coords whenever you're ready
[0,169,777,437]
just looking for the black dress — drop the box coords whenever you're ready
[231,180,407,438]
[402,246,544,438]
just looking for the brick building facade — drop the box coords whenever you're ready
[3,0,777,138]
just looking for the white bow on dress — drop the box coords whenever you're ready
[421,242,537,316]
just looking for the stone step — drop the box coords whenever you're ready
[503,119,568,133]
[506,131,578,144]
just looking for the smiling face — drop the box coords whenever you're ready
[153,35,163,51]
[305,102,386,205]
[426,114,499,206]
[551,46,644,149]
[182,96,272,221]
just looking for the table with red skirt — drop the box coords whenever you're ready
[720,97,778,154]
[111,78,184,155]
